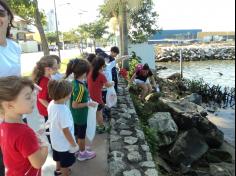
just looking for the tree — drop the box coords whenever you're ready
[129,0,160,43]
[103,0,143,55]
[63,30,80,44]
[77,19,108,51]
[7,0,49,55]
[46,32,57,44]
[101,0,159,51]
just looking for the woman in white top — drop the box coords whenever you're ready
[0,0,21,77]
[0,1,21,175]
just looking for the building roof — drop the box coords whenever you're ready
[14,15,28,23]
[150,29,203,40]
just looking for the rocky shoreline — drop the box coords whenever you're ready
[129,77,235,176]
[155,45,235,62]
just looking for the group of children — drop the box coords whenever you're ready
[0,47,124,176]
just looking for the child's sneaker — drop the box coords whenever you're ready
[77,151,96,161]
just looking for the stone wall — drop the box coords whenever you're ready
[156,46,235,62]
[108,80,159,176]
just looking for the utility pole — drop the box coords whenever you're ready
[53,0,61,58]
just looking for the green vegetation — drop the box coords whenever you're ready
[128,51,142,76]
[183,78,235,107]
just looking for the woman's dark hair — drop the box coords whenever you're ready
[32,56,57,84]
[48,80,72,101]
[64,58,90,79]
[143,63,150,70]
[87,54,96,64]
[0,0,14,38]
[92,56,105,82]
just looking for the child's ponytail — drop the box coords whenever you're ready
[32,56,56,84]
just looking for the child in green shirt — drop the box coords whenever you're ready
[65,59,97,161]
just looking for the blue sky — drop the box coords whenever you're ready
[39,0,235,32]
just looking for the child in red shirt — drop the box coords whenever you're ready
[32,56,58,143]
[87,56,114,133]
[0,76,48,176]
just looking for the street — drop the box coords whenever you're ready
[21,49,82,75]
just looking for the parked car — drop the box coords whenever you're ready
[49,45,58,51]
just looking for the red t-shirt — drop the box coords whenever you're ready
[0,123,41,176]
[87,72,107,104]
[37,76,51,117]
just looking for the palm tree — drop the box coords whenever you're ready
[104,0,142,56]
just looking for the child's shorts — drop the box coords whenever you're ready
[52,149,75,168]
[74,124,87,139]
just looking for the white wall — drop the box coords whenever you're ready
[128,43,156,69]
[19,41,39,53]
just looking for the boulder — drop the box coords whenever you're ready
[159,98,204,115]
[167,73,182,80]
[205,149,233,163]
[182,93,203,105]
[169,128,209,166]
[148,112,178,147]
[159,98,224,148]
[209,162,235,176]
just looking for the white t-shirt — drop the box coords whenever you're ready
[0,39,21,77]
[51,73,64,80]
[48,101,75,152]
[104,60,116,82]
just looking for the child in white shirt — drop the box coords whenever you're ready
[48,80,79,176]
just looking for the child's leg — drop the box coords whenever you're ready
[56,162,61,172]
[60,152,75,175]
[96,104,104,127]
[60,167,70,176]
[76,124,86,151]
[78,138,85,151]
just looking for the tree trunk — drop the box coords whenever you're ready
[119,1,129,69]
[93,40,96,52]
[33,0,49,56]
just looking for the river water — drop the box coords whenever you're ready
[157,60,235,146]
[157,60,235,88]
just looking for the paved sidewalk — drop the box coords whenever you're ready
[42,134,109,176]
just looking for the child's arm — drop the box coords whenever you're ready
[62,128,77,147]
[116,55,130,64]
[28,146,48,169]
[129,72,136,83]
[72,101,97,109]
[104,81,114,88]
[39,99,49,108]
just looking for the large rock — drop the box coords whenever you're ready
[169,128,209,166]
[205,149,233,163]
[148,112,178,147]
[182,93,203,105]
[159,98,224,148]
[209,163,235,176]
[159,98,204,115]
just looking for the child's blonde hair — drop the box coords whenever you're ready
[32,56,57,84]
[0,76,34,111]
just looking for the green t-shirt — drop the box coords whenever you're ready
[70,80,89,125]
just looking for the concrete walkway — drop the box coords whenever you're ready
[42,134,109,176]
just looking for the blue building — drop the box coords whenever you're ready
[149,29,202,44]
